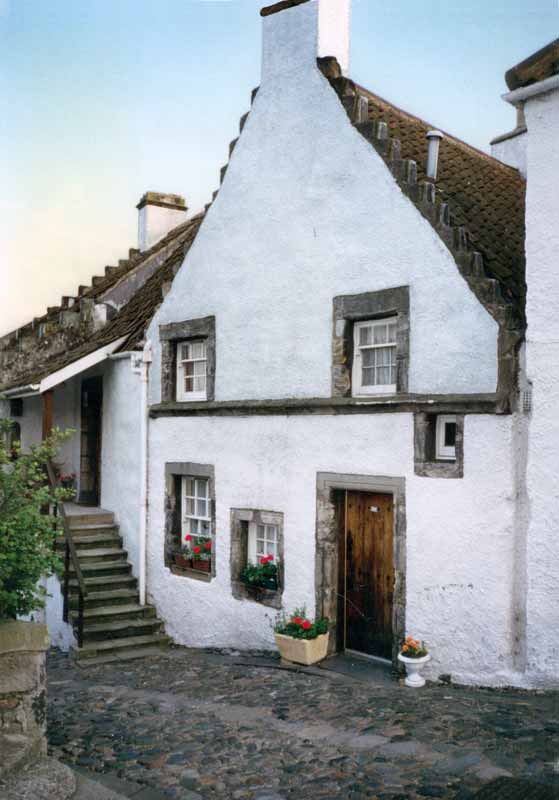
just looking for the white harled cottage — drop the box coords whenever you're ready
[1,0,557,688]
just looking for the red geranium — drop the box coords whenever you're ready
[185,535,193,542]
[266,554,274,562]
[193,545,201,554]
[260,557,268,565]
[204,541,211,551]
[292,616,303,625]
[302,620,312,631]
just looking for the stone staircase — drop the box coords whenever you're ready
[58,507,170,662]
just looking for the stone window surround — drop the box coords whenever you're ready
[230,508,284,610]
[315,472,406,666]
[414,413,465,479]
[164,462,216,581]
[160,316,216,404]
[332,286,410,398]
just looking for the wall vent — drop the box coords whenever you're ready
[522,387,533,414]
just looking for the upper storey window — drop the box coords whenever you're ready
[352,317,397,395]
[176,340,207,401]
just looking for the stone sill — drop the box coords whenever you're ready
[490,125,527,146]
[151,393,498,419]
[170,565,212,583]
[415,460,464,479]
[232,581,282,609]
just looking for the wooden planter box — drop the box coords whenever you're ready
[192,559,211,573]
[274,632,329,666]
[173,554,192,570]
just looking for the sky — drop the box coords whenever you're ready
[0,0,557,337]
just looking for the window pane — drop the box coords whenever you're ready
[362,349,376,367]
[186,497,195,516]
[185,362,195,376]
[191,341,206,360]
[376,366,390,384]
[184,376,193,392]
[180,343,190,361]
[444,422,457,448]
[373,325,388,345]
[359,326,372,346]
[196,479,208,498]
[185,478,195,496]
[193,360,206,376]
[200,521,210,536]
[388,323,397,342]
[362,367,375,386]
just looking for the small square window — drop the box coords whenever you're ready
[248,523,280,563]
[352,318,397,396]
[436,415,457,461]
[176,339,207,401]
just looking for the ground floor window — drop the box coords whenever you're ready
[414,413,464,478]
[231,509,284,609]
[164,462,215,581]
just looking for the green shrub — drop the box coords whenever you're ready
[0,420,74,620]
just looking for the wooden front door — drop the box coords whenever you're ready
[79,377,103,505]
[337,490,394,660]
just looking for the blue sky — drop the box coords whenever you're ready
[0,0,557,336]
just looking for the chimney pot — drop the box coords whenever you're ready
[426,130,444,180]
[136,191,188,252]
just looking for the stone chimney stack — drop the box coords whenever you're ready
[260,0,351,83]
[137,192,188,252]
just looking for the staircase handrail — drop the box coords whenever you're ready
[45,459,87,646]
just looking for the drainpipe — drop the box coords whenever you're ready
[426,130,444,180]
[138,341,152,606]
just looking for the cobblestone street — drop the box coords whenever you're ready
[47,648,559,800]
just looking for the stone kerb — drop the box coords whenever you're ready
[0,620,49,779]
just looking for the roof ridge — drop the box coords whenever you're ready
[355,83,524,179]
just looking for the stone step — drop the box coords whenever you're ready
[75,547,128,563]
[67,513,115,528]
[76,633,170,660]
[56,532,122,550]
[75,645,170,667]
[68,574,137,592]
[69,588,139,609]
[81,617,163,642]
[69,561,132,578]
[70,603,157,624]
[65,522,119,535]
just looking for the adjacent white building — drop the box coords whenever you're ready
[1,1,557,688]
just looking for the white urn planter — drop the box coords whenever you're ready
[274,632,329,666]
[398,653,431,687]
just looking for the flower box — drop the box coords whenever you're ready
[192,559,211,573]
[274,632,329,666]
[173,553,192,570]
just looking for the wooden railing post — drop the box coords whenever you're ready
[63,541,70,623]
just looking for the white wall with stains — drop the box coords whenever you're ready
[523,84,559,686]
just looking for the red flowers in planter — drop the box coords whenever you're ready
[193,545,201,554]
[259,554,274,565]
[204,541,212,551]
[185,535,193,542]
[275,607,329,640]
[301,620,311,631]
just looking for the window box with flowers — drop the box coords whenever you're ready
[231,509,283,608]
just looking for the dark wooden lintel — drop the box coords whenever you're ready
[150,394,498,419]
[260,0,310,17]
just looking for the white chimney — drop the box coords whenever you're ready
[261,0,351,82]
[426,130,443,180]
[136,192,188,252]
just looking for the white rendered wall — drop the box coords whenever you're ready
[148,412,518,685]
[491,131,527,177]
[148,0,498,406]
[523,86,559,686]
[100,358,142,577]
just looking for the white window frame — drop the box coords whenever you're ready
[436,415,457,461]
[176,339,207,402]
[247,522,280,565]
[352,317,398,396]
[181,476,211,539]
